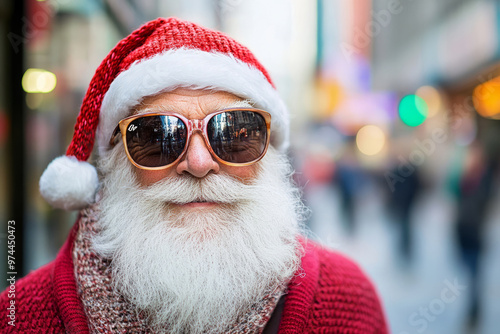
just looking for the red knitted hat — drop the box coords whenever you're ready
[39,17,289,210]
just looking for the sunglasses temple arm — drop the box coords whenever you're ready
[109,125,121,146]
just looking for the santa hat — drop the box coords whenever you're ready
[39,17,289,211]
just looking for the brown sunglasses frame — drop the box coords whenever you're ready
[109,108,272,170]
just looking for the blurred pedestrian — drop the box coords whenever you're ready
[335,142,364,235]
[452,141,494,328]
[387,165,422,266]
[0,18,388,333]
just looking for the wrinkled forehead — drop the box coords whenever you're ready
[133,88,255,119]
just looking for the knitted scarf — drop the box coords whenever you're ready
[72,204,286,333]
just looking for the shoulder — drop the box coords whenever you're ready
[304,239,388,332]
[310,240,377,285]
[0,261,65,332]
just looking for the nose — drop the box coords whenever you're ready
[176,132,220,178]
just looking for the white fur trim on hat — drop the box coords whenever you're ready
[96,48,289,156]
[39,156,99,210]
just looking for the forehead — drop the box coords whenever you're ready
[135,88,245,119]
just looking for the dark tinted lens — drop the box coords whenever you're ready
[126,115,187,167]
[207,110,268,163]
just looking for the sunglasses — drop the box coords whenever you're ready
[109,108,272,170]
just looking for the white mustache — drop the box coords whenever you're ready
[140,173,255,205]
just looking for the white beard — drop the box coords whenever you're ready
[92,146,305,333]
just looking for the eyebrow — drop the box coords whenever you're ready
[134,99,255,115]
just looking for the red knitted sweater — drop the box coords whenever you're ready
[0,222,388,333]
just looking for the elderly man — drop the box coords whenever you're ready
[1,18,387,333]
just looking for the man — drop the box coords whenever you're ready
[1,18,388,333]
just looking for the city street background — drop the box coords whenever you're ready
[1,0,499,333]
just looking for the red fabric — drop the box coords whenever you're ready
[278,241,389,333]
[66,17,274,162]
[0,222,88,334]
[52,222,89,333]
[120,18,274,87]
[0,223,388,333]
[66,18,164,162]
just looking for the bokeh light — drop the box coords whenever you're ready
[473,76,500,119]
[315,79,344,119]
[26,93,44,110]
[356,125,386,156]
[398,95,428,126]
[416,86,441,117]
[22,69,57,93]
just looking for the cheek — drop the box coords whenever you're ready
[221,165,259,183]
[134,164,260,186]
[134,168,176,187]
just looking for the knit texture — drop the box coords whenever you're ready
[67,19,164,162]
[119,18,274,88]
[0,222,388,333]
[73,204,284,333]
[39,17,290,211]
[67,17,274,163]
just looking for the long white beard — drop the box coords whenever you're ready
[92,146,305,333]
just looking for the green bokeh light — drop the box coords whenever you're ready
[398,95,428,127]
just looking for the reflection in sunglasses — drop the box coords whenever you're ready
[116,109,270,169]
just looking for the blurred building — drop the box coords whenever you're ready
[1,0,319,282]
[372,0,499,90]
[1,2,499,332]
[371,0,500,159]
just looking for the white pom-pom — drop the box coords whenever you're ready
[39,156,99,211]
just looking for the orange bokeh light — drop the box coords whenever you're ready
[473,77,500,119]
